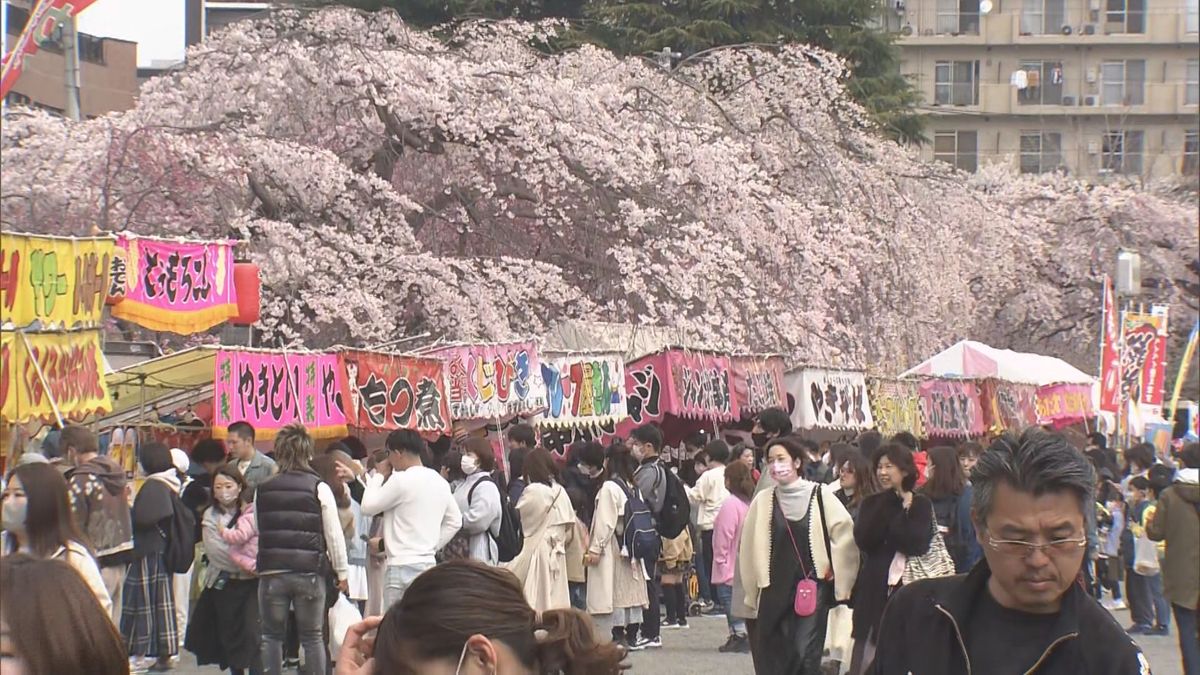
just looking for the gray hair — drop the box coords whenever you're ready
[970,428,1096,523]
[273,423,314,473]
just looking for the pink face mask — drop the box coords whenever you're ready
[770,460,798,484]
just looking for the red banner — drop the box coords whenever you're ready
[918,379,986,438]
[1099,275,1121,414]
[1121,307,1169,417]
[1,0,101,99]
[982,380,1039,433]
[340,350,451,435]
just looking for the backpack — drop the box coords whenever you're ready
[161,486,197,574]
[469,475,524,563]
[655,465,691,539]
[614,479,661,572]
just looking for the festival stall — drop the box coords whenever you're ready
[535,351,629,457]
[338,349,452,440]
[867,378,926,439]
[786,367,874,436]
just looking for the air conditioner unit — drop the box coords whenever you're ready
[923,28,935,35]
[1062,95,1076,105]
[901,23,914,35]
[1087,140,1101,154]
[1061,24,1073,35]
[1084,95,1099,106]
[1082,23,1097,35]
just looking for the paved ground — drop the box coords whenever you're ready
[174,604,1184,674]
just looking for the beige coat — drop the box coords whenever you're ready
[586,480,649,615]
[503,482,575,613]
[566,519,589,584]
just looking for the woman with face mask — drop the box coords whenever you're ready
[184,463,262,674]
[451,439,504,566]
[1,463,113,618]
[736,437,860,675]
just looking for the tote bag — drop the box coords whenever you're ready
[902,511,957,585]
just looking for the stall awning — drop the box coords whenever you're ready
[901,340,1095,386]
[103,346,219,424]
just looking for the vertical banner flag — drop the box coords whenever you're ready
[665,350,739,422]
[108,234,239,334]
[1,330,112,424]
[213,350,347,440]
[1169,321,1199,421]
[339,351,451,435]
[1121,306,1170,419]
[0,232,113,329]
[429,342,547,421]
[918,379,986,438]
[1099,275,1121,414]
[1,0,102,98]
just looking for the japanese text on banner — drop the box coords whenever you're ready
[868,379,925,438]
[982,380,1039,433]
[918,379,986,438]
[731,356,787,416]
[666,351,738,422]
[539,353,628,428]
[792,368,874,430]
[0,233,113,329]
[340,351,451,435]
[213,350,347,439]
[1,330,112,424]
[108,235,239,334]
[1120,307,1169,417]
[430,342,547,421]
[1035,383,1094,426]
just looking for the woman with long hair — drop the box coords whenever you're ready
[503,448,576,612]
[585,443,649,647]
[919,445,981,574]
[1,463,112,615]
[711,461,755,653]
[738,437,859,674]
[834,449,880,520]
[1,554,129,675]
[334,560,625,675]
[185,463,261,674]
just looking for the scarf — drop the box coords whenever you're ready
[776,478,817,520]
[147,469,182,494]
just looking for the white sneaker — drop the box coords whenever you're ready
[129,658,149,674]
[1102,598,1128,610]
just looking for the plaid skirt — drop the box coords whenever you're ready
[121,554,178,657]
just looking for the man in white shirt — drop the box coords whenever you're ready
[689,439,731,614]
[362,429,462,610]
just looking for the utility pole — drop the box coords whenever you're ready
[61,14,81,120]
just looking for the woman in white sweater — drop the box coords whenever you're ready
[1,463,112,616]
[452,438,504,565]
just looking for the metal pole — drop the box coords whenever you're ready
[18,330,65,427]
[62,14,80,121]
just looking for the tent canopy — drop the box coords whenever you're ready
[900,340,1094,387]
[101,346,218,427]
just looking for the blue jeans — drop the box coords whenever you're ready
[716,584,746,636]
[695,535,712,604]
[383,562,432,611]
[1174,603,1200,675]
[569,582,587,611]
[259,573,326,675]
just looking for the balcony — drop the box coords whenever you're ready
[893,8,1199,46]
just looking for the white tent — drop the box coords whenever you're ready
[900,340,1095,386]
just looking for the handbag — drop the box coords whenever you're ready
[901,508,957,585]
[776,492,818,617]
[327,592,363,661]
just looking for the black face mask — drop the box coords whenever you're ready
[752,432,771,448]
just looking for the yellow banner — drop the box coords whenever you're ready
[1,330,112,424]
[0,232,114,329]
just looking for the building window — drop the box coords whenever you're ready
[935,61,980,106]
[934,131,978,172]
[1100,60,1145,106]
[1105,0,1145,33]
[1189,0,1199,33]
[1017,61,1065,105]
[1101,130,1144,175]
[1188,59,1199,106]
[1184,131,1199,175]
[1020,0,1066,34]
[936,0,981,35]
[78,34,105,65]
[1019,132,1064,173]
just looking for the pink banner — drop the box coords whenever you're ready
[918,379,986,438]
[109,235,238,334]
[666,350,739,422]
[731,356,787,416]
[1035,383,1094,426]
[427,342,547,421]
[611,351,669,441]
[213,350,347,440]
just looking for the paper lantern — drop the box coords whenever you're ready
[232,262,260,325]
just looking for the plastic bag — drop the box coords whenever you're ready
[1133,534,1160,575]
[328,593,363,661]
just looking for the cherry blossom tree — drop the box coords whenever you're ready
[1,7,1195,374]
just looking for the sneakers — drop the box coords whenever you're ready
[663,619,689,630]
[626,636,653,652]
[701,604,727,617]
[642,636,663,649]
[1126,623,1150,634]
[1101,598,1127,610]
[1146,624,1170,636]
[719,633,750,653]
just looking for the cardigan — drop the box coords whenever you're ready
[738,481,859,615]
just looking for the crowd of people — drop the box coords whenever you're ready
[1,411,1197,675]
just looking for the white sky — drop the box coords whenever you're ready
[76,0,186,69]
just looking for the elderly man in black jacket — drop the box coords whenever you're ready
[873,429,1150,675]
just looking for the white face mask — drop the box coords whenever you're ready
[214,488,239,506]
[461,455,479,475]
[770,459,798,484]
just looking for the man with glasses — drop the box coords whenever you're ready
[871,428,1149,675]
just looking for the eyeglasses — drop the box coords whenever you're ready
[986,534,1087,557]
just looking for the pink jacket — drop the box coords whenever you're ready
[711,493,750,585]
[219,502,259,574]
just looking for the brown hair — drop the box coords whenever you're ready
[59,425,98,457]
[273,423,314,473]
[838,449,880,509]
[311,454,350,508]
[523,448,560,487]
[7,463,90,558]
[462,437,497,473]
[921,445,967,500]
[0,554,128,675]
[208,462,250,513]
[724,461,755,502]
[374,560,626,674]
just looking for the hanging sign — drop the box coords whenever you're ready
[732,356,787,416]
[1121,307,1169,418]
[0,232,113,329]
[918,379,986,438]
[789,368,874,430]
[213,350,347,440]
[608,350,670,443]
[982,380,1039,433]
[428,342,547,421]
[1,330,112,424]
[868,379,925,438]
[1035,383,1094,426]
[1,0,102,98]
[538,352,628,429]
[665,350,738,422]
[339,350,451,435]
[107,234,239,334]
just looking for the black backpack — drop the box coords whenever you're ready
[161,487,197,574]
[655,465,691,539]
[614,479,661,571]
[469,475,524,563]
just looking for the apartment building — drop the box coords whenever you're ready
[886,0,1200,179]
